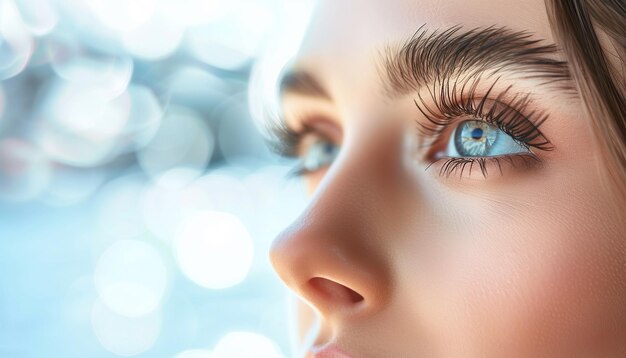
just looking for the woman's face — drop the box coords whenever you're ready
[269,0,626,356]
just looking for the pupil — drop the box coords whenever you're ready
[470,128,484,140]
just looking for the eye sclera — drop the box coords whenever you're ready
[445,119,531,158]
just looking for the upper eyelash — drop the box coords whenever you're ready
[264,120,314,159]
[264,121,330,178]
[414,75,554,153]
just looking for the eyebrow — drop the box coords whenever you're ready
[381,25,574,96]
[279,71,332,100]
[278,25,574,103]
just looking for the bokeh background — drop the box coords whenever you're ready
[0,0,316,356]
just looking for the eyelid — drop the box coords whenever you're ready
[414,77,554,159]
[303,117,343,144]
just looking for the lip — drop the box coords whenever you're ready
[310,344,353,358]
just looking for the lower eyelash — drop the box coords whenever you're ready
[427,154,541,179]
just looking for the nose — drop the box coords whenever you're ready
[270,212,389,319]
[270,121,409,323]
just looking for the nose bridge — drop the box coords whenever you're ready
[270,117,412,320]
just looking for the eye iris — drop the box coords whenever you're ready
[323,142,335,154]
[455,120,498,156]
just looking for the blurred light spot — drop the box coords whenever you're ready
[158,0,230,26]
[42,166,105,206]
[87,0,158,33]
[175,349,214,358]
[91,299,161,356]
[0,138,52,202]
[0,85,5,122]
[216,94,273,164]
[121,13,183,60]
[186,0,277,71]
[48,81,130,138]
[34,80,131,167]
[213,331,284,358]
[35,121,116,168]
[95,240,167,317]
[34,83,159,167]
[140,169,250,243]
[96,174,147,239]
[14,0,59,35]
[187,172,251,221]
[0,0,34,80]
[157,168,200,190]
[174,211,253,289]
[53,0,123,54]
[167,66,230,108]
[48,34,133,99]
[137,107,214,179]
[117,85,163,152]
[141,169,207,242]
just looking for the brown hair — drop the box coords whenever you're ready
[545,0,626,201]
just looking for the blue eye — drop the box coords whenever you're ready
[300,138,340,173]
[445,120,530,157]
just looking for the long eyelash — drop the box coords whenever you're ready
[264,121,325,179]
[415,75,554,152]
[414,75,553,178]
[264,120,313,159]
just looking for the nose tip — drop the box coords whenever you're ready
[269,219,389,320]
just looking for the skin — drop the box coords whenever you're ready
[269,0,626,357]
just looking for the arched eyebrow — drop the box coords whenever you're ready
[276,26,574,106]
[279,70,332,101]
[380,25,575,96]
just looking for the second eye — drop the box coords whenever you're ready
[300,137,340,174]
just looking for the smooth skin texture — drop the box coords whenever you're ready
[269,0,626,357]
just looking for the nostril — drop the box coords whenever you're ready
[309,277,364,304]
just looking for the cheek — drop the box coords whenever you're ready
[402,175,626,355]
[443,221,624,354]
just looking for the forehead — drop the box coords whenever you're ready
[291,0,554,99]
